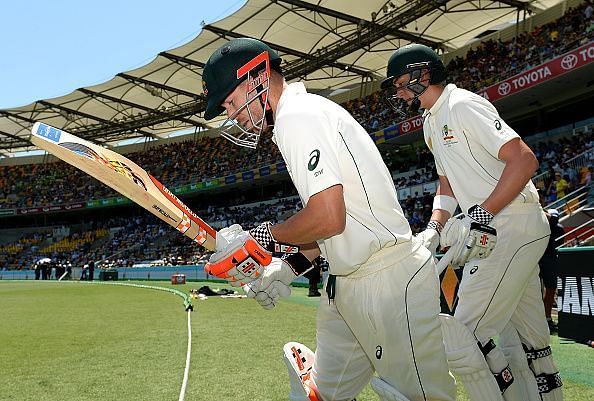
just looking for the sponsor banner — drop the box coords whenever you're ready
[370,41,594,138]
[225,175,236,185]
[173,184,189,195]
[260,165,271,177]
[398,115,424,135]
[63,202,85,211]
[203,179,219,188]
[242,170,254,181]
[383,125,400,141]
[557,247,594,341]
[18,207,41,215]
[0,209,16,217]
[478,41,594,102]
[372,129,386,144]
[276,161,287,173]
[17,202,85,215]
[87,197,131,209]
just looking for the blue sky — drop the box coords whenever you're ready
[0,0,246,109]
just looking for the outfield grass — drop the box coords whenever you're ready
[0,280,592,401]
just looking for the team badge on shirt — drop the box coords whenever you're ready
[441,124,458,147]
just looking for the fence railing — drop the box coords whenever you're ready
[546,185,590,219]
[557,217,594,248]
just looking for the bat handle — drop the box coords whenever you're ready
[435,247,456,276]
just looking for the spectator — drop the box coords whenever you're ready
[88,260,95,281]
[539,209,565,333]
[556,172,570,199]
[81,264,88,281]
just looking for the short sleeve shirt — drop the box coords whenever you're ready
[422,84,539,212]
[273,83,411,275]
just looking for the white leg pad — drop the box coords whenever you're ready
[525,347,564,401]
[499,324,540,401]
[370,377,411,401]
[439,314,505,401]
[283,342,319,401]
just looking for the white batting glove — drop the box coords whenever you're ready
[243,257,296,309]
[214,224,246,251]
[244,280,291,310]
[206,223,273,286]
[440,205,497,266]
[416,221,443,255]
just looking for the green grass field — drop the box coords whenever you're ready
[0,280,592,401]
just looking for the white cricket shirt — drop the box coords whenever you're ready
[422,84,539,213]
[273,82,411,275]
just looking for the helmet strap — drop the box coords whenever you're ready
[257,89,275,129]
[410,97,421,113]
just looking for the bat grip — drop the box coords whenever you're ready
[435,247,456,275]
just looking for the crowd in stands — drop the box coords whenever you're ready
[448,1,594,93]
[2,3,594,270]
[344,1,594,133]
[534,132,594,203]
[0,134,282,210]
[2,125,592,271]
[2,3,593,211]
[0,197,303,271]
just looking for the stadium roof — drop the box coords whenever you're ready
[0,0,562,156]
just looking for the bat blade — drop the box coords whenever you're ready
[30,122,217,251]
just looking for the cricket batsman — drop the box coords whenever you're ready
[201,38,456,401]
[382,44,563,401]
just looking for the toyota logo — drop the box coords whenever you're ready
[498,82,511,96]
[561,54,578,70]
[401,121,411,132]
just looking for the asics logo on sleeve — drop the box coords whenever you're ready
[308,149,320,171]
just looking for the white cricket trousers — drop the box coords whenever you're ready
[455,202,551,350]
[311,239,456,401]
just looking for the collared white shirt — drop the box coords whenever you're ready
[273,82,411,275]
[422,84,539,212]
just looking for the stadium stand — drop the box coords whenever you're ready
[2,1,594,270]
[343,1,594,132]
[1,125,591,271]
[0,134,282,210]
[2,1,593,212]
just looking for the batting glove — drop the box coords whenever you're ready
[206,222,303,287]
[416,220,443,255]
[243,257,297,309]
[440,205,497,267]
[206,224,271,286]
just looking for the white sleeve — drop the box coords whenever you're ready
[275,109,342,202]
[452,96,519,159]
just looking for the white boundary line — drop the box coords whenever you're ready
[179,310,192,401]
[12,280,193,400]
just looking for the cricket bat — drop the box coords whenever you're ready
[30,122,217,251]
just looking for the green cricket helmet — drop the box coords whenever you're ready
[381,44,446,118]
[202,38,282,148]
